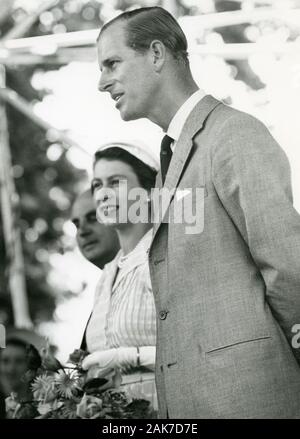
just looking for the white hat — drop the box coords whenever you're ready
[95,140,159,172]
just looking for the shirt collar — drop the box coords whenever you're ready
[117,228,153,269]
[111,228,153,292]
[166,89,206,142]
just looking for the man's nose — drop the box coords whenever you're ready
[78,220,92,237]
[98,71,113,92]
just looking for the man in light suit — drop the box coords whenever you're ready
[96,7,300,418]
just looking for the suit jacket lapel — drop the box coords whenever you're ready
[152,95,221,242]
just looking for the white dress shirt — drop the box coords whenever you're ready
[166,88,206,152]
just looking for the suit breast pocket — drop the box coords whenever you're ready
[204,336,273,368]
[170,185,208,236]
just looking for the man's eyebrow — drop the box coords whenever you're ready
[109,174,127,180]
[93,174,127,179]
[101,56,120,69]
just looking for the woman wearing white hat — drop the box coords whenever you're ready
[82,141,158,413]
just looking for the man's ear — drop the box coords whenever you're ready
[149,40,166,71]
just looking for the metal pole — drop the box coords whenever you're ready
[0,65,33,328]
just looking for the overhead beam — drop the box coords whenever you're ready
[179,7,300,29]
[0,86,91,157]
[0,46,97,66]
[2,29,98,52]
[190,40,300,59]
[0,40,299,65]
[2,7,300,56]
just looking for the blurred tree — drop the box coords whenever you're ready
[178,0,265,90]
[0,0,16,36]
[1,0,286,328]
[0,0,106,327]
[0,71,87,325]
[213,0,265,89]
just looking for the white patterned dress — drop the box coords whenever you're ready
[85,229,157,410]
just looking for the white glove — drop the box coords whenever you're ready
[82,347,137,373]
[82,346,156,372]
[138,346,156,372]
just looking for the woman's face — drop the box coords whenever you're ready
[92,159,149,227]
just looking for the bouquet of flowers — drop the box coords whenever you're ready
[6,346,154,419]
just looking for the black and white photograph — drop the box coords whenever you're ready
[0,0,300,424]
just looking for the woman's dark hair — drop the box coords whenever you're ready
[98,7,189,66]
[93,147,157,192]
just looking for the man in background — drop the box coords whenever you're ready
[96,6,300,418]
[71,189,120,270]
[0,338,40,399]
[71,190,120,350]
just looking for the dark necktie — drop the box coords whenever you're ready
[160,135,173,184]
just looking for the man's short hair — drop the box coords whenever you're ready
[98,7,189,66]
[3,337,41,371]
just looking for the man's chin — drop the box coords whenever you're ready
[119,108,140,122]
[120,113,133,121]
[82,248,98,261]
